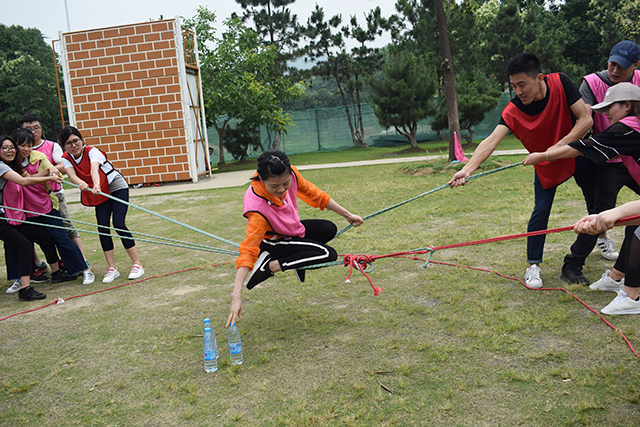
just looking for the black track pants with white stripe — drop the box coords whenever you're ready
[259,219,338,271]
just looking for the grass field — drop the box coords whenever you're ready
[2,152,640,426]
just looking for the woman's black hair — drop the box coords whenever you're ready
[0,135,24,175]
[59,126,84,146]
[251,150,292,182]
[12,128,34,146]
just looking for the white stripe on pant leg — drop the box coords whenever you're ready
[261,239,331,269]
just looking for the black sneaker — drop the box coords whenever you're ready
[30,271,50,283]
[246,252,274,289]
[560,266,590,285]
[18,286,46,301]
[294,269,306,283]
[51,269,75,283]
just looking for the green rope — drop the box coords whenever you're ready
[0,205,235,255]
[335,162,523,237]
[64,181,240,248]
[5,215,240,256]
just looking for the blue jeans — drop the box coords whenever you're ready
[31,209,87,276]
[527,173,558,264]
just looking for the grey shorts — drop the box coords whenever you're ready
[54,191,81,240]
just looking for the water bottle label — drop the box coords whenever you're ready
[229,343,242,354]
[204,350,217,361]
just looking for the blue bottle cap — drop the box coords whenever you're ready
[203,318,210,323]
[204,327,211,332]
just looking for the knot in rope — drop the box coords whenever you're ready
[342,254,381,296]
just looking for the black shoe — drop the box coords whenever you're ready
[246,252,274,289]
[561,266,590,285]
[30,271,50,283]
[294,269,306,283]
[18,286,46,301]
[51,269,75,283]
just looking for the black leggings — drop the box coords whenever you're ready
[1,217,59,279]
[626,231,640,289]
[259,219,338,271]
[94,188,135,252]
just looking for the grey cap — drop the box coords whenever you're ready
[591,83,640,113]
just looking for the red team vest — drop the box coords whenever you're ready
[501,73,576,189]
[584,70,640,134]
[62,146,111,206]
[243,171,306,238]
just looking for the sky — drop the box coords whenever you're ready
[2,0,398,45]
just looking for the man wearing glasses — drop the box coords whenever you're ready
[19,114,87,270]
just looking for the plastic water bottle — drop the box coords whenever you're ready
[203,327,218,372]
[228,323,243,365]
[203,318,212,334]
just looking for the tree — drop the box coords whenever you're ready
[234,0,303,150]
[184,8,304,165]
[303,5,385,148]
[223,123,261,160]
[0,25,59,136]
[369,53,436,148]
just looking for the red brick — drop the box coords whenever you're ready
[93,128,108,137]
[137,166,152,175]
[100,74,116,84]
[72,33,88,43]
[103,91,119,101]
[87,93,102,103]
[88,31,103,41]
[114,117,130,126]
[152,165,168,174]
[146,157,159,166]
[167,164,183,172]
[106,47,121,56]
[99,56,115,66]
[112,37,128,46]
[137,42,153,52]
[93,83,108,93]
[148,68,165,78]
[118,151,134,160]
[150,86,166,95]
[119,27,135,36]
[90,110,105,119]
[154,41,171,50]
[116,72,133,82]
[73,51,90,60]
[89,48,106,58]
[152,22,169,32]
[149,148,164,157]
[166,84,181,93]
[128,35,144,44]
[99,118,114,127]
[128,159,143,167]
[163,129,180,138]
[92,66,107,76]
[121,107,136,116]
[165,146,182,155]
[76,112,90,121]
[123,124,138,133]
[107,65,123,74]
[141,78,158,87]
[152,104,168,112]
[160,111,177,121]
[143,96,159,105]
[162,49,177,59]
[83,58,98,68]
[132,70,148,80]
[136,106,152,115]
[80,103,96,112]
[121,45,137,54]
[127,98,143,108]
[169,120,184,129]
[155,139,172,148]
[155,58,173,68]
[66,42,81,52]
[167,101,181,110]
[109,82,126,91]
[136,24,152,34]
[144,113,161,122]
[96,101,112,110]
[144,33,161,42]
[154,121,170,131]
[139,60,155,70]
[73,95,87,104]
[133,88,150,98]
[139,123,154,132]
[158,156,173,164]
[68,59,82,69]
[161,31,173,40]
[130,115,144,124]
[176,172,190,181]
[104,29,120,39]
[83,120,98,128]
[100,135,116,144]
[76,68,91,78]
[130,52,146,62]
[123,63,139,72]
[120,168,136,178]
[105,109,120,118]
[139,140,156,149]
[85,76,100,85]
[114,54,130,64]
[98,38,112,48]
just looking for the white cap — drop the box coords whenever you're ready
[591,83,640,113]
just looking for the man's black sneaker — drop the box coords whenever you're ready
[294,269,306,283]
[30,271,50,283]
[246,252,274,289]
[51,269,75,283]
[18,286,46,301]
[561,266,590,285]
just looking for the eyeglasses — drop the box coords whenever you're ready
[25,125,41,132]
[1,146,16,152]
[64,138,83,146]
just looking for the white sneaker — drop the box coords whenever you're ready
[524,264,543,289]
[601,290,640,315]
[589,270,624,292]
[596,236,619,261]
[82,270,95,285]
[6,280,22,294]
[103,267,120,284]
[128,264,144,280]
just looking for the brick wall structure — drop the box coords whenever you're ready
[60,18,209,185]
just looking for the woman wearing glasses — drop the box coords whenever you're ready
[0,135,63,301]
[59,126,144,284]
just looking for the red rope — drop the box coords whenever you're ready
[0,262,232,322]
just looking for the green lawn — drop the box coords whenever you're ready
[2,153,639,426]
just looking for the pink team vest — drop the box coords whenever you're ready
[33,140,61,192]
[501,73,576,189]
[3,154,53,224]
[584,70,640,134]
[243,171,306,238]
[618,115,640,187]
[3,181,25,225]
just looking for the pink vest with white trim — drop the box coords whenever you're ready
[33,140,61,192]
[584,70,640,134]
[243,172,306,238]
[618,115,640,187]
[22,159,52,217]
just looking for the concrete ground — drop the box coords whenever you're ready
[64,149,527,203]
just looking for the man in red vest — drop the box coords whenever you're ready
[562,41,640,287]
[449,53,592,289]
